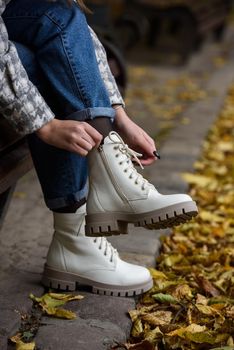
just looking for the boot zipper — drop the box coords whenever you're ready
[98,145,128,204]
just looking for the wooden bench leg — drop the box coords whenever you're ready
[0,185,16,231]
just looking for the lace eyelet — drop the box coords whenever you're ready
[124,169,127,173]
[135,181,138,185]
[119,162,123,165]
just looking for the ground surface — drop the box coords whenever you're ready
[1,27,234,350]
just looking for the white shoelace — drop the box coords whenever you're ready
[93,237,118,263]
[109,131,153,191]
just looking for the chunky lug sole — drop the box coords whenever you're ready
[85,201,198,237]
[42,265,153,297]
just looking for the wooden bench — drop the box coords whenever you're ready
[125,0,231,61]
[0,118,33,229]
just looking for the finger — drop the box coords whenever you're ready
[75,137,94,152]
[143,133,157,151]
[72,143,89,156]
[141,156,156,166]
[83,123,103,144]
[81,132,96,147]
[62,141,88,156]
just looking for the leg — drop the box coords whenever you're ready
[13,42,89,210]
[3,0,114,120]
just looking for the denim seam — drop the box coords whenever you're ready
[44,12,89,107]
[43,13,86,105]
[61,30,88,107]
[44,13,65,30]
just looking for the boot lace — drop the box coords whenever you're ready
[93,237,118,263]
[109,131,154,191]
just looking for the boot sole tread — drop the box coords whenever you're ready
[85,201,198,236]
[41,266,153,297]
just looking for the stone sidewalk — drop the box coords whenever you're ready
[1,31,234,350]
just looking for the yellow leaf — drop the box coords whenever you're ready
[167,324,206,337]
[148,268,168,280]
[163,254,183,267]
[196,294,208,305]
[30,292,83,308]
[144,327,163,343]
[43,306,76,319]
[141,311,172,326]
[199,211,224,223]
[10,335,35,350]
[16,341,36,350]
[131,319,143,338]
[129,310,140,322]
[48,293,83,301]
[181,173,215,188]
[30,292,83,319]
[196,305,216,315]
[216,141,234,152]
[171,284,193,300]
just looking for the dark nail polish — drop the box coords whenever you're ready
[153,151,161,159]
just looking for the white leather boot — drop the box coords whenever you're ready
[42,205,153,296]
[85,131,198,237]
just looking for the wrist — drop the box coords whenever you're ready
[36,119,56,139]
[114,106,131,127]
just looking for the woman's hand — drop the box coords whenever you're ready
[113,107,157,166]
[36,119,102,156]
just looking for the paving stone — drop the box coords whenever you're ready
[36,292,134,350]
[36,316,125,350]
[109,225,161,257]
[118,252,156,267]
[0,271,43,350]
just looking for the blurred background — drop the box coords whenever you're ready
[85,0,234,145]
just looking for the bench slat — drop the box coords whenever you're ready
[0,140,33,194]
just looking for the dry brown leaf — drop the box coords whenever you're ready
[141,311,172,326]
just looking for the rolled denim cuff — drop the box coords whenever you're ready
[66,107,115,121]
[45,182,88,210]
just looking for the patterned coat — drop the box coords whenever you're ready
[0,0,124,135]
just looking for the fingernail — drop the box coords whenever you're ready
[153,151,161,159]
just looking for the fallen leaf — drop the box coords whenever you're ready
[131,319,143,338]
[195,276,220,297]
[148,268,167,280]
[10,334,35,350]
[30,292,84,319]
[144,326,163,343]
[127,340,155,350]
[171,284,193,300]
[141,310,172,326]
[152,293,179,304]
[210,347,234,350]
[167,323,206,336]
[42,306,76,319]
[181,173,216,188]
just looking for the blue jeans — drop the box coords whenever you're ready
[3,0,115,209]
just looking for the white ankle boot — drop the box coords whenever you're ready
[42,205,153,296]
[85,131,198,237]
